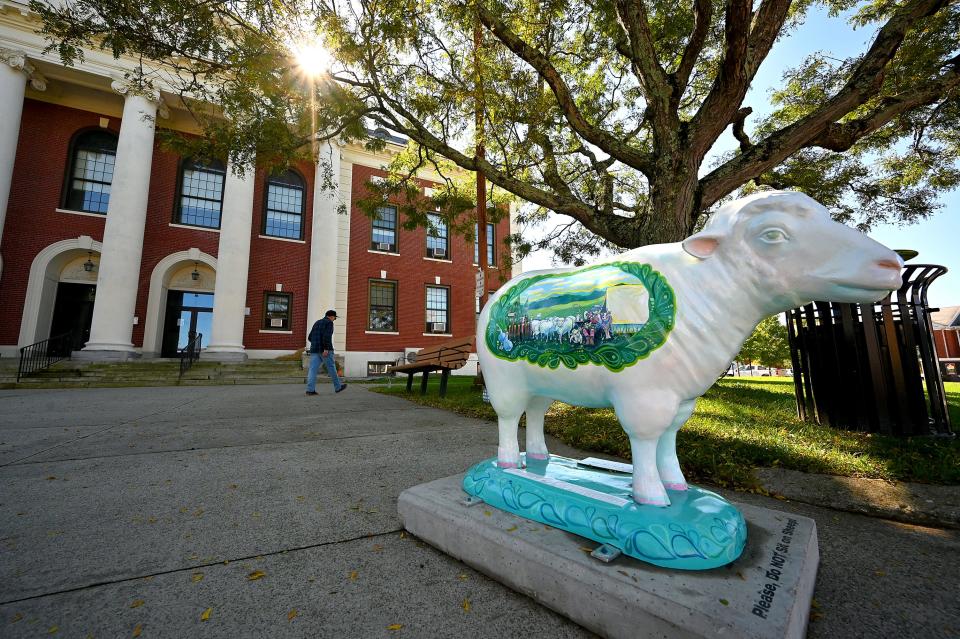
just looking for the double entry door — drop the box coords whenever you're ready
[161,291,213,357]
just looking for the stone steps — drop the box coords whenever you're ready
[0,358,310,389]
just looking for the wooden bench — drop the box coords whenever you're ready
[389,335,475,397]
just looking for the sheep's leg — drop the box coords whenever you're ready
[656,399,697,490]
[524,396,554,460]
[487,388,528,469]
[613,392,678,507]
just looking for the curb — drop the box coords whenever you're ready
[754,467,960,530]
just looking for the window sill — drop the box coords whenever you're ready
[258,234,305,244]
[368,249,400,256]
[423,256,453,263]
[422,333,453,337]
[365,330,400,335]
[472,263,497,268]
[55,208,107,219]
[259,329,293,334]
[170,223,220,233]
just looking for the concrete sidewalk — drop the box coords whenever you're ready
[1,384,957,638]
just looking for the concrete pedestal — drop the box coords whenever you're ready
[398,474,819,639]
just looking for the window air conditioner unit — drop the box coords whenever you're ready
[377,242,391,251]
[403,347,420,363]
[433,247,446,258]
[270,318,284,328]
[432,322,447,334]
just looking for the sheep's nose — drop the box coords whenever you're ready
[876,257,903,271]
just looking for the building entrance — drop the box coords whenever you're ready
[161,291,214,357]
[48,282,96,355]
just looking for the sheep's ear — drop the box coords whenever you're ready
[682,233,721,259]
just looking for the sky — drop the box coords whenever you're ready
[520,5,959,309]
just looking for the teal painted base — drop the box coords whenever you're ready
[462,455,747,570]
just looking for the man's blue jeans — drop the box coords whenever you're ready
[306,351,342,392]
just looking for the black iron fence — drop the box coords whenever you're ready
[17,331,75,381]
[787,264,952,437]
[179,333,203,378]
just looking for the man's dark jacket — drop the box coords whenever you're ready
[308,318,334,353]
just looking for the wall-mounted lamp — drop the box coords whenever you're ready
[83,252,95,273]
[191,262,200,281]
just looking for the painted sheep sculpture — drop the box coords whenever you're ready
[478,191,903,507]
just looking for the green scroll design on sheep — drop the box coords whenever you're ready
[485,262,676,372]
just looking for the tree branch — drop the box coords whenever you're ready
[613,0,672,123]
[687,0,752,156]
[476,4,654,175]
[732,107,753,152]
[671,0,713,105]
[699,0,953,208]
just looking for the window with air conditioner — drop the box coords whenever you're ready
[371,204,398,252]
[426,213,449,259]
[426,285,450,333]
[367,361,394,376]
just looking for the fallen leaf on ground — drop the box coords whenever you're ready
[296,496,305,501]
[483,510,492,517]
[875,570,886,577]
[201,608,212,621]
[387,624,403,631]
[287,609,298,621]
[229,484,238,489]
[399,532,407,539]
[179,507,188,513]
[48,626,59,634]
[811,598,820,609]
[719,599,729,606]
[130,599,145,608]
[247,570,266,581]
[348,571,358,581]
[132,624,142,637]
[372,544,384,552]
[192,573,204,583]
[506,525,518,532]
[193,509,203,517]
[11,612,23,623]
[462,599,471,612]
[252,512,261,518]
[46,476,56,480]
[736,571,746,580]
[579,547,594,554]
[457,574,468,581]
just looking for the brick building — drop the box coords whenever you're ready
[932,306,960,381]
[0,4,516,376]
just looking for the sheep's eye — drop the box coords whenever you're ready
[759,228,789,244]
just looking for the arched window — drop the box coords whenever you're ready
[64,130,118,214]
[263,169,306,239]
[176,158,226,228]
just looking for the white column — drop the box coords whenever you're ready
[307,141,341,345]
[0,49,46,278]
[205,163,255,361]
[79,81,159,359]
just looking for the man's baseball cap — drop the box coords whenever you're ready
[325,309,338,318]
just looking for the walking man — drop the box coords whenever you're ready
[306,309,346,395]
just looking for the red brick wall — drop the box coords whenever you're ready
[345,164,511,352]
[242,162,314,350]
[934,329,960,359]
[0,100,109,345]
[0,99,312,352]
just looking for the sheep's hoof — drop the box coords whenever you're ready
[663,481,688,491]
[496,460,520,469]
[526,452,549,461]
[634,494,671,507]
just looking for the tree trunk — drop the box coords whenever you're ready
[638,165,700,247]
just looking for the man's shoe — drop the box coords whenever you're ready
[335,384,348,393]
[305,391,318,396]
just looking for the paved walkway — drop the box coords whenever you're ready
[1,384,958,638]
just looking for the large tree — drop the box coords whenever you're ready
[33,0,960,260]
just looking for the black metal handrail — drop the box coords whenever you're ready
[18,331,75,381]
[179,333,203,378]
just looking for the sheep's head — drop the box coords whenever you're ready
[682,191,903,310]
